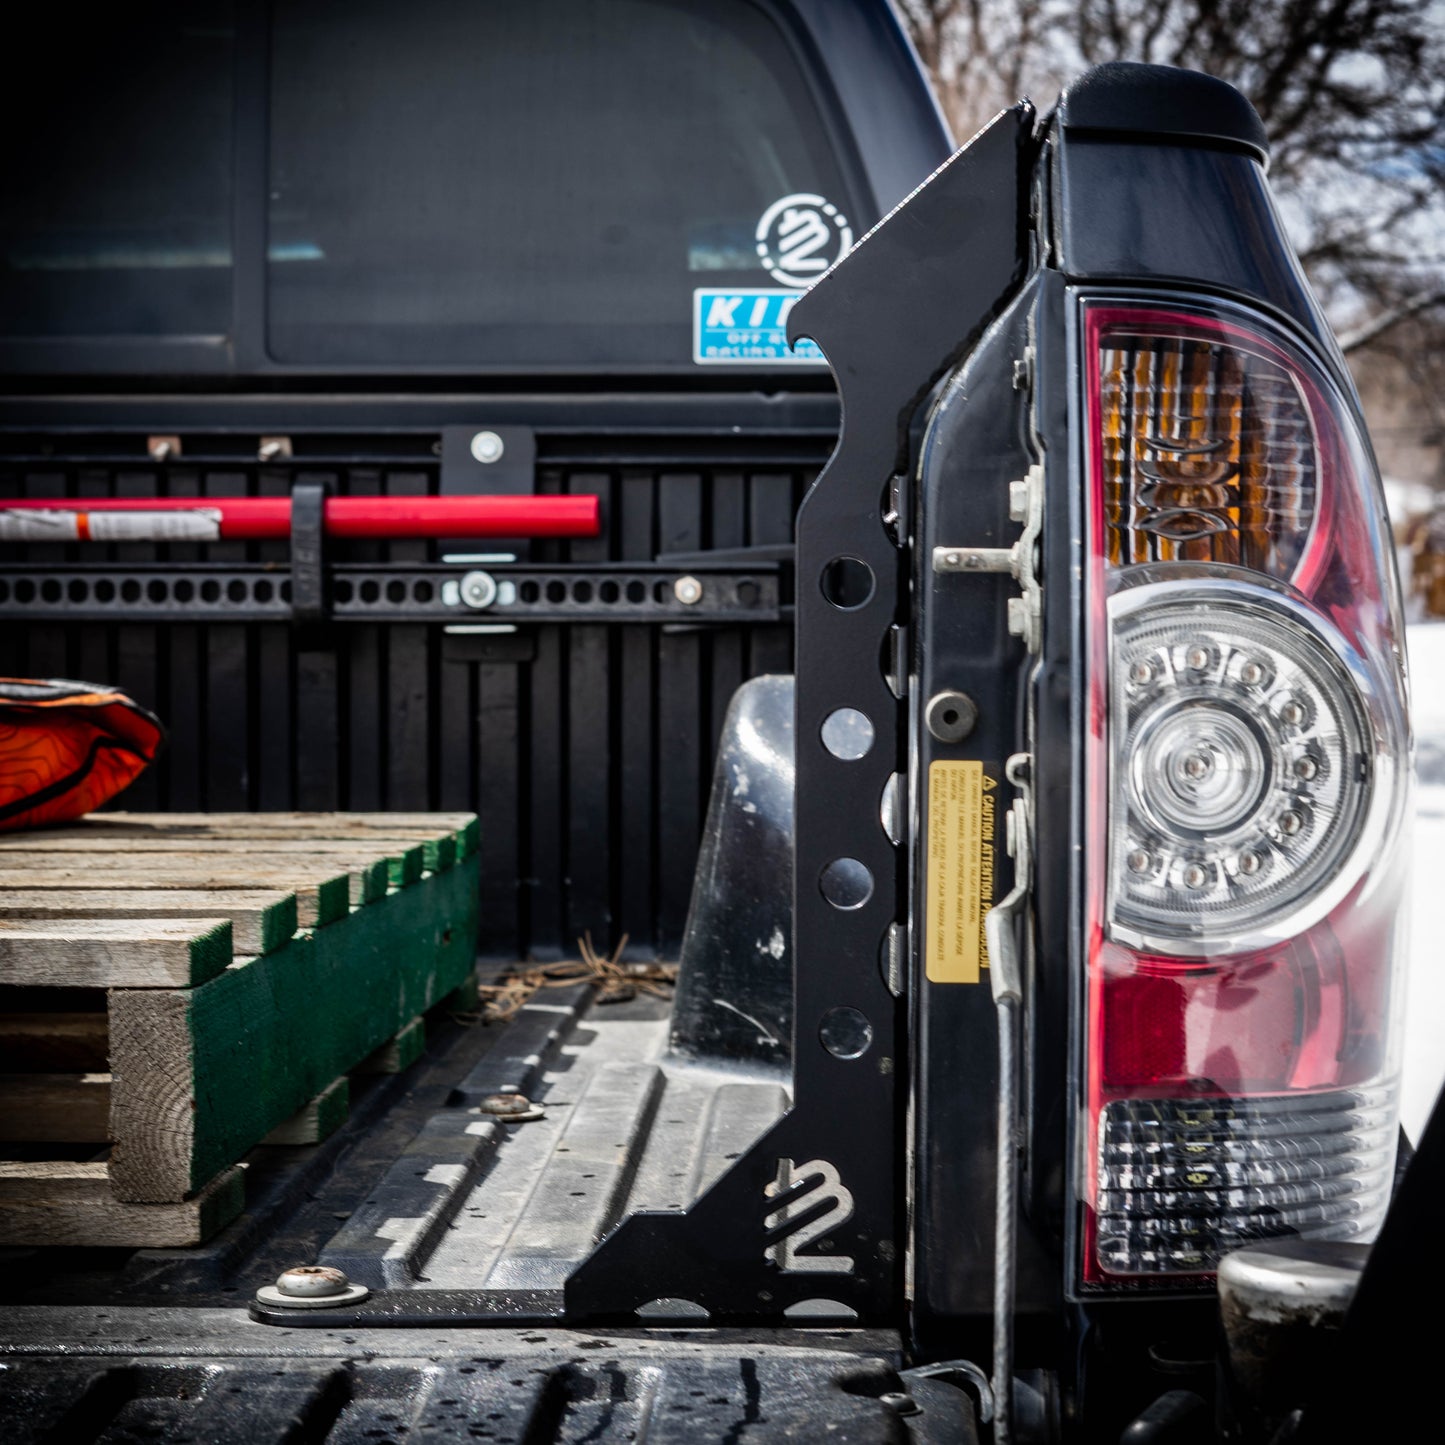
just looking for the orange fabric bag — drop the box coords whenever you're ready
[0,678,164,832]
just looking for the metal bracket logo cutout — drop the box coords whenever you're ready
[763,1158,855,1273]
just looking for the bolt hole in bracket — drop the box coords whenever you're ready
[561,106,1035,1326]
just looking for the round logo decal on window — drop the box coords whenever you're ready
[755,193,853,288]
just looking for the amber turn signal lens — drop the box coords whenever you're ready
[1099,332,1316,579]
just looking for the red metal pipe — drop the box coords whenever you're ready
[0,494,600,541]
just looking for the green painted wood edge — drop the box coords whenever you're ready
[445,970,482,1011]
[195,1164,247,1240]
[384,843,426,889]
[454,817,480,859]
[262,1074,350,1144]
[179,854,478,1193]
[258,894,301,954]
[421,834,457,873]
[187,920,235,986]
[312,875,351,928]
[356,858,391,905]
[354,1015,426,1074]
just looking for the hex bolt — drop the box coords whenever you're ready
[879,1391,921,1417]
[479,1093,534,1116]
[673,575,704,606]
[925,690,979,744]
[256,1263,370,1310]
[277,1265,351,1299]
[475,1093,546,1123]
[470,430,505,464]
[459,569,499,610]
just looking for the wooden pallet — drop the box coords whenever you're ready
[0,812,480,1247]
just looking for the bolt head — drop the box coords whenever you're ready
[276,1264,351,1298]
[459,569,498,610]
[673,575,704,605]
[479,1093,533,1116]
[879,1391,920,1416]
[470,430,505,464]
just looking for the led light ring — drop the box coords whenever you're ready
[1105,574,1399,959]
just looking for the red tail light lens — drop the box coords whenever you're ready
[1079,300,1411,1287]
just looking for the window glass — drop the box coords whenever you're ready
[267,0,856,366]
[0,3,235,338]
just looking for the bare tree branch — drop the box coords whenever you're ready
[1339,289,1445,352]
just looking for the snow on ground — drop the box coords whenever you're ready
[1403,621,1445,1141]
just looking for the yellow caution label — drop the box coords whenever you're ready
[926,760,1000,983]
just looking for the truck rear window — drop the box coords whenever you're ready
[1,0,859,369]
[0,2,235,339]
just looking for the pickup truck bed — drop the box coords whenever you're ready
[0,975,971,1443]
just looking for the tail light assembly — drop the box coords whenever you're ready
[1076,297,1412,1288]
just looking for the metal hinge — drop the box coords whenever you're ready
[931,462,1044,653]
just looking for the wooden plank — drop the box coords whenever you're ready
[262,1075,349,1145]
[107,855,478,1201]
[93,810,479,844]
[0,835,422,862]
[0,838,424,890]
[0,869,350,927]
[0,918,233,988]
[353,1015,425,1075]
[0,853,389,909]
[0,1012,108,1072]
[0,1162,244,1247]
[59,819,463,873]
[0,889,297,956]
[0,1072,111,1141]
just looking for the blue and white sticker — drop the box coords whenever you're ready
[693,288,826,366]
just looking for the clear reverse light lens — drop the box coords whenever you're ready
[1096,1085,1396,1274]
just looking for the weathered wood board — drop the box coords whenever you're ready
[0,1162,244,1247]
[0,889,298,956]
[0,840,428,890]
[0,1072,111,1142]
[0,918,233,988]
[107,853,479,1201]
[262,1075,349,1146]
[0,855,387,909]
